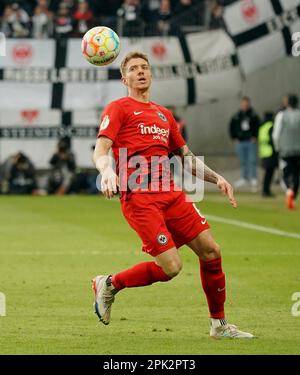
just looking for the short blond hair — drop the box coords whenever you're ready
[120,51,150,77]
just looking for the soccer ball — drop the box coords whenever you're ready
[81,26,120,66]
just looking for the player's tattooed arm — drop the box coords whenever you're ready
[172,145,218,184]
[173,145,237,208]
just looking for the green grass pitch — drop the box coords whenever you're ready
[0,193,299,354]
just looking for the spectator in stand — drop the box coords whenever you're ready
[47,139,76,195]
[209,0,225,29]
[54,2,73,38]
[25,0,40,15]
[141,0,160,33]
[156,0,173,36]
[229,96,260,192]
[48,0,64,12]
[89,0,122,30]
[43,0,80,13]
[32,0,53,38]
[61,0,76,11]
[3,2,31,38]
[173,0,199,28]
[7,152,37,195]
[117,0,144,37]
[73,0,94,37]
[0,2,5,17]
[174,0,194,13]
[1,4,13,36]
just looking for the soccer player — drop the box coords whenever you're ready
[92,51,254,339]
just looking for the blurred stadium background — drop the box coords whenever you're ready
[0,0,300,355]
[0,0,299,194]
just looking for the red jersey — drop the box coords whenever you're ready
[97,96,186,197]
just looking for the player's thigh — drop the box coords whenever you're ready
[187,229,221,260]
[121,194,176,257]
[165,192,210,249]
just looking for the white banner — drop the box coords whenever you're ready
[0,39,54,110]
[64,36,186,109]
[0,83,52,110]
[72,110,100,126]
[0,109,61,126]
[238,32,285,75]
[0,39,55,67]
[282,0,300,10]
[0,109,61,168]
[186,30,241,103]
[0,33,241,110]
[62,81,126,110]
[224,0,274,36]
[67,36,184,68]
[72,139,95,168]
[223,0,300,75]
[0,135,96,169]
[0,139,57,169]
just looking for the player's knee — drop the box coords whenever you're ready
[163,259,182,278]
[202,242,221,260]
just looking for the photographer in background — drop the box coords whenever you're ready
[47,138,76,195]
[8,152,37,194]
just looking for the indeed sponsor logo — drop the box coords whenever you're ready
[138,123,169,137]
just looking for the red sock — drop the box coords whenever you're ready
[200,257,226,319]
[112,261,171,290]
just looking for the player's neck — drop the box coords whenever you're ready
[128,90,150,104]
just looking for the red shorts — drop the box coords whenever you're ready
[121,190,210,257]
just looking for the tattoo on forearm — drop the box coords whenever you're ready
[173,146,218,184]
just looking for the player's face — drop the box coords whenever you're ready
[122,58,152,90]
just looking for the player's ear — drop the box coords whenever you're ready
[121,76,128,86]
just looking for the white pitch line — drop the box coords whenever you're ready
[206,215,300,240]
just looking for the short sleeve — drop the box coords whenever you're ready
[168,113,186,153]
[97,101,124,142]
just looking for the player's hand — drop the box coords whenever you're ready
[100,166,119,199]
[216,175,237,208]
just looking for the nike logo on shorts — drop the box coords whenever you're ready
[217,287,226,292]
[134,111,143,115]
